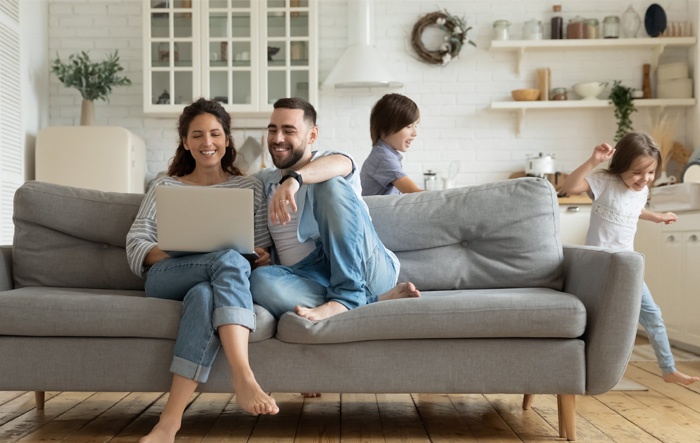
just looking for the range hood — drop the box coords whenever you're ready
[321,0,402,89]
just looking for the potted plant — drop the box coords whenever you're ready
[51,50,131,125]
[608,80,636,142]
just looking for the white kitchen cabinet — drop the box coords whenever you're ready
[635,211,700,350]
[559,204,590,245]
[142,0,317,116]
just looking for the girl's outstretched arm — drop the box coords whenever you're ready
[558,143,615,196]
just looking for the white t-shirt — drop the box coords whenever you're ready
[585,170,648,251]
[266,182,316,266]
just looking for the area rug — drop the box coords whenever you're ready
[630,344,700,363]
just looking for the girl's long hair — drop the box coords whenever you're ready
[607,132,662,178]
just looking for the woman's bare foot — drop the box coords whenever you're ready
[378,281,421,301]
[139,417,180,443]
[295,301,348,321]
[232,375,279,415]
[662,370,699,385]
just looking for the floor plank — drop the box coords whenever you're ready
[376,394,429,443]
[340,393,384,442]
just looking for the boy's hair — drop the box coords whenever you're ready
[607,132,662,178]
[273,97,317,126]
[168,97,241,177]
[370,93,420,145]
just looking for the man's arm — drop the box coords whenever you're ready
[271,154,353,225]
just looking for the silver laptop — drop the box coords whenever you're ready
[155,186,255,255]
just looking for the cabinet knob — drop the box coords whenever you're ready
[689,234,698,242]
[566,206,580,213]
[666,235,676,242]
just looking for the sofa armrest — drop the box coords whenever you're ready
[562,245,643,395]
[0,245,13,291]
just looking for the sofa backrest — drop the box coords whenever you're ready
[12,178,563,292]
[364,177,564,291]
[12,181,145,290]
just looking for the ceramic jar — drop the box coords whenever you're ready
[493,20,511,40]
[603,16,620,38]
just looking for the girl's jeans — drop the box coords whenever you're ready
[250,177,399,318]
[145,250,254,383]
[639,281,676,374]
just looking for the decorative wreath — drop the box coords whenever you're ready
[410,10,475,66]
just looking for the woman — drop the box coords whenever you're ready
[126,98,278,443]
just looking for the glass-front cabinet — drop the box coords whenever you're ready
[143,0,317,115]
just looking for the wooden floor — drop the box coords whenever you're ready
[1,340,699,442]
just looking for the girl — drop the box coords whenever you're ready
[558,132,698,385]
[126,98,279,443]
[360,93,422,195]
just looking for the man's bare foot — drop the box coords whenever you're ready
[377,281,421,301]
[662,370,699,385]
[139,418,179,443]
[302,393,322,398]
[295,301,348,321]
[232,375,279,415]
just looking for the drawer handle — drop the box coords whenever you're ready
[566,206,580,213]
[666,235,676,242]
[689,234,698,242]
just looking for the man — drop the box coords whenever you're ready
[251,97,419,322]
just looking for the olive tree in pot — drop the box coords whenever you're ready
[51,50,131,125]
[608,80,637,142]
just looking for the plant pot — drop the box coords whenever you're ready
[80,99,95,126]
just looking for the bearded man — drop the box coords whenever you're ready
[250,97,419,322]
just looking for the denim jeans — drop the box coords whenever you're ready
[144,250,255,382]
[250,178,399,318]
[639,281,675,374]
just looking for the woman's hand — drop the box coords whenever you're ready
[144,246,171,266]
[253,247,271,268]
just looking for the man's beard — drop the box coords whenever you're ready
[270,138,307,170]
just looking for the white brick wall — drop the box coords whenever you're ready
[48,0,697,186]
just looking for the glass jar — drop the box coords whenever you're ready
[566,16,585,39]
[585,18,600,39]
[492,20,511,41]
[603,16,620,38]
[423,170,439,191]
[551,87,568,100]
[550,5,563,39]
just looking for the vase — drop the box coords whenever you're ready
[620,5,641,38]
[80,99,95,126]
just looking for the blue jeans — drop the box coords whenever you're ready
[250,178,399,318]
[639,281,675,374]
[144,250,255,383]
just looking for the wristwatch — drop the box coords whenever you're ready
[279,171,303,186]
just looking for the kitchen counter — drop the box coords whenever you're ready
[558,194,592,205]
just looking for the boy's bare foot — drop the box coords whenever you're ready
[295,301,348,321]
[233,375,279,415]
[139,418,179,443]
[662,370,699,385]
[378,281,421,301]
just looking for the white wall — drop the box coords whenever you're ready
[21,0,49,181]
[46,0,697,187]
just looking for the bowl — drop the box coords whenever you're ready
[573,81,607,100]
[511,88,540,101]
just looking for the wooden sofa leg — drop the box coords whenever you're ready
[557,394,576,441]
[522,394,534,410]
[35,391,45,410]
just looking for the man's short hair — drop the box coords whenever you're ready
[273,97,317,126]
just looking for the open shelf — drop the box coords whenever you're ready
[489,37,697,74]
[490,98,696,135]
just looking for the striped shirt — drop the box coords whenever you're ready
[126,174,271,277]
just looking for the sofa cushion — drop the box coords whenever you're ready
[0,287,276,342]
[364,178,563,291]
[275,288,586,344]
[12,181,145,290]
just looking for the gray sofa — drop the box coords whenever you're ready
[0,179,643,441]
